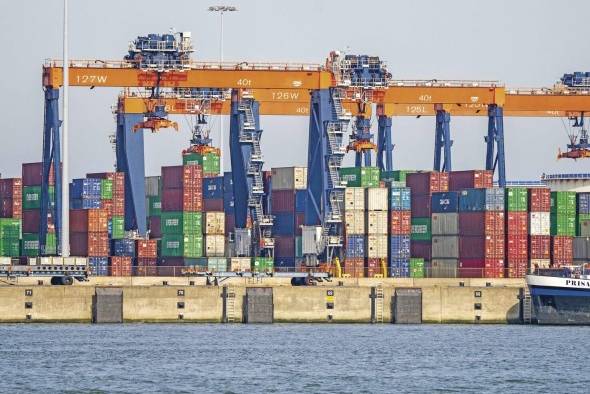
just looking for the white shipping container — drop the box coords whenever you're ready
[205,235,225,257]
[39,257,51,265]
[366,235,388,258]
[529,212,550,235]
[344,187,365,211]
[230,257,252,272]
[145,176,161,197]
[302,225,322,255]
[366,188,388,211]
[530,259,550,269]
[271,167,307,190]
[345,210,365,234]
[203,211,225,235]
[74,257,88,266]
[27,258,38,266]
[366,211,388,234]
[0,257,11,265]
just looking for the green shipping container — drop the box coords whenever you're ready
[550,213,576,236]
[111,216,125,239]
[380,170,414,184]
[161,234,183,257]
[161,212,202,234]
[184,257,208,268]
[0,238,20,257]
[550,191,576,214]
[409,258,425,278]
[22,233,39,257]
[183,234,203,258]
[411,218,431,241]
[100,179,113,200]
[505,187,528,212]
[183,152,204,166]
[0,218,21,238]
[577,214,590,236]
[208,257,228,272]
[44,233,57,255]
[22,186,55,210]
[147,196,162,217]
[339,167,380,187]
[252,257,274,272]
[295,236,302,258]
[183,152,221,175]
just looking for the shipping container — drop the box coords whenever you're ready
[271,190,296,213]
[459,235,504,259]
[529,212,551,235]
[366,258,384,278]
[89,257,109,276]
[572,237,590,260]
[135,257,158,276]
[345,235,365,258]
[148,216,162,239]
[506,234,528,260]
[505,188,528,212]
[295,190,307,213]
[428,259,457,278]
[111,216,125,239]
[345,210,365,235]
[550,213,576,236]
[273,212,296,236]
[203,211,225,235]
[344,187,365,211]
[145,176,161,197]
[410,194,431,217]
[552,236,573,266]
[87,232,109,257]
[431,191,459,213]
[459,258,504,278]
[271,167,307,190]
[529,188,551,212]
[530,259,551,270]
[577,193,590,215]
[160,212,202,234]
[448,170,493,191]
[343,257,364,277]
[458,188,504,212]
[432,235,459,258]
[111,238,136,257]
[431,212,459,235]
[411,240,432,261]
[389,211,411,235]
[550,191,576,215]
[530,235,551,259]
[366,188,388,211]
[161,189,183,212]
[579,218,590,237]
[137,239,158,258]
[366,235,388,258]
[274,235,296,257]
[409,258,425,278]
[506,212,528,235]
[406,172,449,194]
[459,211,504,236]
[251,257,274,273]
[161,166,184,189]
[230,257,251,272]
[23,186,55,210]
[389,187,411,211]
[381,170,414,184]
[70,178,101,199]
[411,217,431,241]
[366,211,388,234]
[22,162,54,186]
[389,235,411,259]
[389,258,409,278]
[577,214,590,236]
[109,256,132,276]
[507,258,528,278]
[70,209,108,233]
[146,196,161,217]
[203,198,223,212]
[202,177,224,200]
[204,234,225,257]
[339,167,380,188]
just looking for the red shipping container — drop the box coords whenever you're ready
[136,257,158,276]
[109,256,132,277]
[343,257,365,278]
[70,209,108,232]
[530,235,550,259]
[459,212,504,236]
[485,234,505,259]
[271,190,295,213]
[460,236,485,259]
[158,257,185,276]
[137,239,158,258]
[0,178,22,198]
[507,258,528,278]
[182,165,203,189]
[506,212,528,235]
[22,162,55,186]
[225,213,235,234]
[484,258,505,278]
[552,236,573,266]
[528,188,551,212]
[406,172,449,195]
[148,216,162,239]
[0,198,21,219]
[70,232,89,256]
[23,209,40,233]
[507,234,528,259]
[274,235,295,257]
[182,187,203,212]
[390,211,411,235]
[449,170,493,191]
[100,199,113,218]
[411,240,432,260]
[410,194,431,217]
[162,189,183,211]
[458,259,485,278]
[161,166,184,189]
[204,198,223,212]
[88,232,109,257]
[365,258,382,278]
[113,196,125,216]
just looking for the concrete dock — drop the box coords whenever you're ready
[0,277,525,324]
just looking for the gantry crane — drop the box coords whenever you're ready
[40,31,590,261]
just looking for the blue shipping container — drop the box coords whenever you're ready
[71,178,102,199]
[273,212,296,235]
[459,188,504,212]
[389,258,410,278]
[111,239,136,257]
[578,193,590,214]
[389,187,411,211]
[89,257,109,276]
[431,192,460,213]
[295,190,307,213]
[202,177,224,200]
[345,235,365,258]
[274,257,296,271]
[71,198,101,209]
[389,235,411,258]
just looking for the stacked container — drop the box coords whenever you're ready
[69,208,109,257]
[136,239,158,275]
[22,163,56,255]
[160,165,204,265]
[87,172,126,241]
[458,188,505,278]
[271,167,307,270]
[339,167,380,188]
[183,151,221,178]
[505,187,529,277]
[0,178,22,219]
[223,172,236,234]
[366,187,388,277]
[0,218,21,257]
[389,186,411,277]
[406,172,449,272]
[203,177,224,212]
[529,188,551,270]
[550,191,575,267]
[577,193,590,236]
[145,176,162,239]
[430,191,460,278]
[203,211,225,257]
[344,187,365,277]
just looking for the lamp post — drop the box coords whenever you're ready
[208,5,237,174]
[62,0,70,256]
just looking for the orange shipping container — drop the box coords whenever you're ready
[109,256,132,276]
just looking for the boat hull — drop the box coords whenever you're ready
[527,275,590,325]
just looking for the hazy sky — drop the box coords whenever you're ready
[2,0,590,180]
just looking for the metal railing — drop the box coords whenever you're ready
[542,173,590,180]
[389,79,502,88]
[507,86,590,96]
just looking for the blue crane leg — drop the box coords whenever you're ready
[487,105,506,187]
[377,115,393,172]
[229,90,251,229]
[434,110,452,172]
[115,112,147,235]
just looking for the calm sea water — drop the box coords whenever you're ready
[0,324,588,393]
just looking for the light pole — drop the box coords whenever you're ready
[62,0,70,257]
[208,5,237,174]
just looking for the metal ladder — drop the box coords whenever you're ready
[375,284,384,323]
[226,286,236,323]
[522,287,532,324]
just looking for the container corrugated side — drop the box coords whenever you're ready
[344,210,365,235]
[432,235,459,258]
[366,188,388,211]
[271,167,307,190]
[529,212,550,235]
[366,235,388,258]
[366,211,388,234]
[344,188,365,211]
[431,212,459,235]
